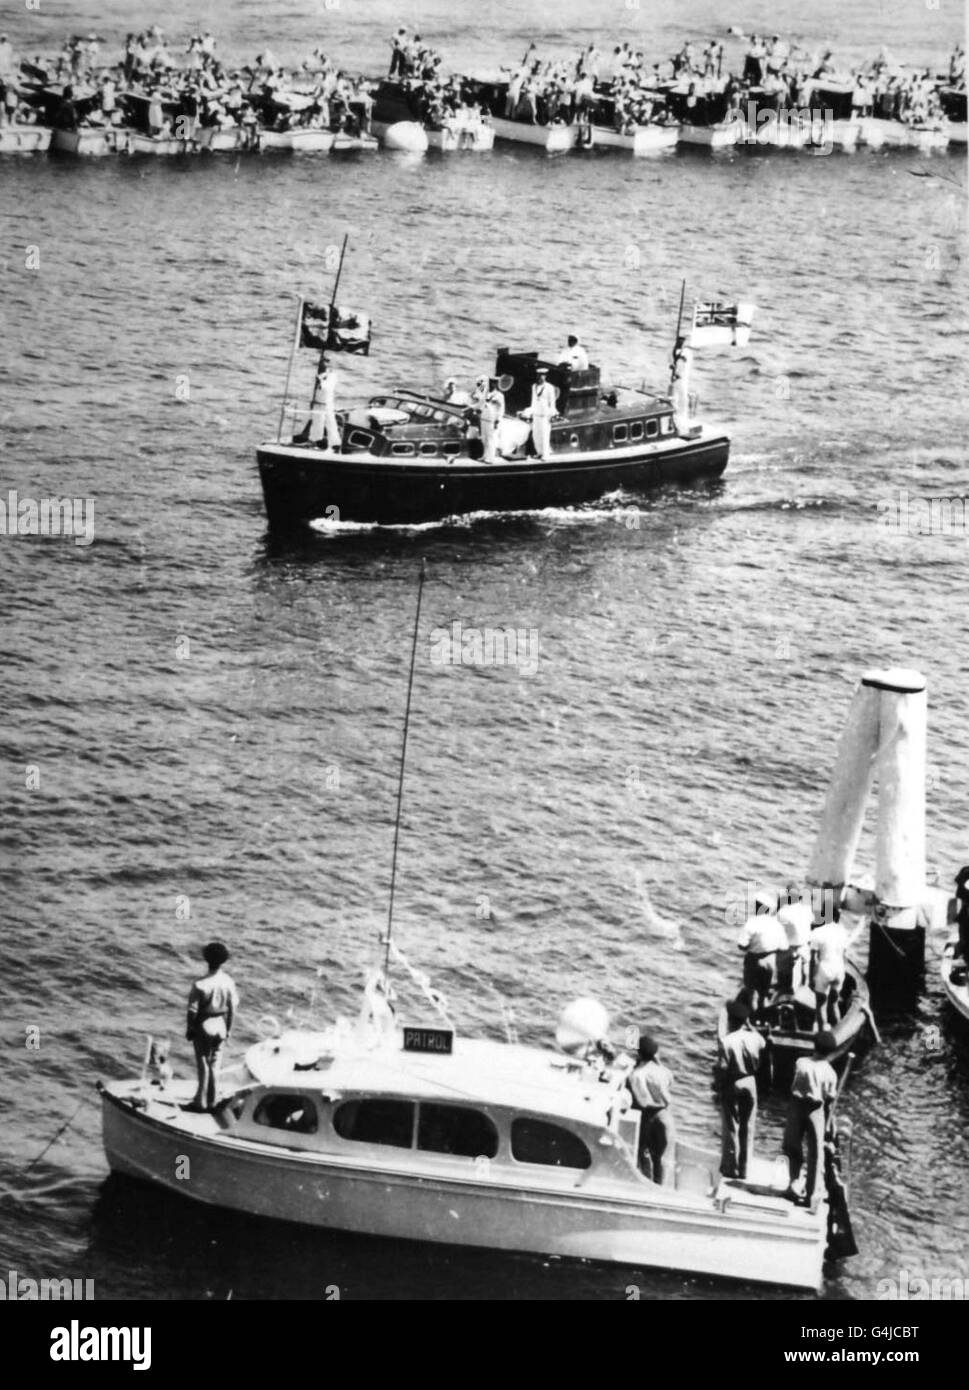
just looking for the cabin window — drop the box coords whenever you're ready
[569,433,580,448]
[442,442,461,457]
[417,1104,499,1159]
[333,1098,415,1148]
[252,1093,318,1134]
[646,419,659,439]
[391,443,416,457]
[630,421,644,442]
[511,1118,592,1170]
[612,424,628,444]
[348,430,373,449]
[419,443,439,457]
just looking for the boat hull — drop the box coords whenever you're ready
[678,120,741,148]
[102,1090,824,1290]
[51,126,130,156]
[591,123,678,154]
[427,122,495,151]
[256,432,730,529]
[373,120,429,151]
[0,124,52,153]
[488,116,577,152]
[942,941,969,1024]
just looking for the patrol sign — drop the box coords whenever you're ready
[402,1026,454,1054]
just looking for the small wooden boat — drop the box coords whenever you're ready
[677,118,741,149]
[718,958,875,1088]
[0,124,52,153]
[941,939,969,1024]
[427,119,495,152]
[488,115,576,152]
[332,131,378,152]
[196,126,245,153]
[51,125,130,156]
[126,131,193,156]
[590,122,678,154]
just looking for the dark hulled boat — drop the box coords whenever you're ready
[257,348,729,530]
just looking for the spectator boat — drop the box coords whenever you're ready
[51,125,130,155]
[0,123,52,152]
[99,970,837,1291]
[941,938,969,1025]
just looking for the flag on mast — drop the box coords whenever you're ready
[299,301,372,355]
[688,300,756,349]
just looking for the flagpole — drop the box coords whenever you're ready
[276,293,304,442]
[384,560,426,981]
[306,233,351,426]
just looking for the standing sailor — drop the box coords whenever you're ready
[953,864,969,969]
[186,941,239,1112]
[809,908,849,1029]
[782,1030,838,1209]
[529,365,556,461]
[736,892,787,1020]
[310,356,341,451]
[670,335,693,434]
[443,376,472,408]
[627,1033,676,1186]
[718,999,766,1179]
[480,377,505,464]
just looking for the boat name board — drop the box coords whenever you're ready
[402,1026,454,1054]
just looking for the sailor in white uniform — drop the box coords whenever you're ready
[670,337,693,434]
[529,366,556,461]
[558,334,589,371]
[443,376,472,407]
[480,377,505,464]
[310,357,341,451]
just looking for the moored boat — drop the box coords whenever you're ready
[719,958,875,1089]
[100,975,834,1290]
[590,121,678,154]
[0,123,52,153]
[125,130,193,156]
[51,125,130,155]
[941,939,969,1025]
[677,118,741,148]
[938,87,967,144]
[196,125,245,153]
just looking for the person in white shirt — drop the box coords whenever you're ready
[777,900,813,993]
[718,999,766,1179]
[442,377,471,407]
[528,366,556,460]
[309,357,341,451]
[626,1033,676,1185]
[737,896,788,1018]
[670,336,693,433]
[480,378,505,463]
[558,334,589,371]
[782,1031,838,1208]
[186,941,239,1111]
[810,912,849,1028]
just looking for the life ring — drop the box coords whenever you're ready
[257,1013,282,1039]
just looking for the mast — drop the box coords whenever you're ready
[383,560,426,979]
[669,278,687,392]
[306,233,350,424]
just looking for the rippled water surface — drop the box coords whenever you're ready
[2,0,968,1301]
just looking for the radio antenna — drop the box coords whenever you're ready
[384,560,426,978]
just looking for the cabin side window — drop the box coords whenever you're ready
[612,424,628,444]
[333,1098,415,1148]
[391,443,416,457]
[417,1103,499,1159]
[629,421,644,441]
[510,1117,592,1170]
[646,419,659,439]
[348,430,374,449]
[252,1093,318,1134]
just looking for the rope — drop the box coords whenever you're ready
[23,1098,88,1176]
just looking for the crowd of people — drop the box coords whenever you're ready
[0,26,963,139]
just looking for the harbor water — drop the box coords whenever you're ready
[2,0,968,1299]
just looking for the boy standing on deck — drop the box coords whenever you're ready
[186,942,239,1112]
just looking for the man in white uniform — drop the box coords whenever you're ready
[443,376,471,407]
[310,357,341,451]
[670,336,693,434]
[558,334,589,371]
[529,366,556,460]
[480,377,505,463]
